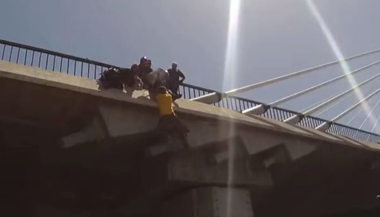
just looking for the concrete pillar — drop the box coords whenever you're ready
[161,187,254,217]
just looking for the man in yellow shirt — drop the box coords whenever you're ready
[155,86,189,148]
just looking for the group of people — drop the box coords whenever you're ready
[98,56,186,99]
[98,56,190,148]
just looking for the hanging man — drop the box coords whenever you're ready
[155,86,190,148]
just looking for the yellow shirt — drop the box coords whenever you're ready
[156,93,174,116]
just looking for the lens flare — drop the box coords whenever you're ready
[223,0,241,91]
[306,0,376,126]
[222,0,241,217]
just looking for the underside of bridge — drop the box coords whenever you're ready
[2,65,380,217]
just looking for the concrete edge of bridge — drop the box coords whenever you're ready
[1,60,380,153]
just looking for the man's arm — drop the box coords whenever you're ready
[178,70,186,83]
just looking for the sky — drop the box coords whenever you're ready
[2,0,380,132]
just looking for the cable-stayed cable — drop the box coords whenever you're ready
[345,96,375,126]
[243,60,380,115]
[192,48,380,104]
[371,111,380,133]
[358,96,380,130]
[314,92,355,117]
[284,71,380,124]
[316,87,380,131]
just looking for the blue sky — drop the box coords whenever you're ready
[2,0,380,132]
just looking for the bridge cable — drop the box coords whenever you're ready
[299,97,332,114]
[345,96,375,126]
[316,87,380,131]
[314,91,355,117]
[370,111,380,133]
[358,95,380,130]
[243,60,380,115]
[283,71,380,124]
[192,47,380,104]
[347,95,380,141]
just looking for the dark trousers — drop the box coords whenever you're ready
[156,114,190,148]
[168,81,180,95]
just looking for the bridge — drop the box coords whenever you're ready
[1,39,380,217]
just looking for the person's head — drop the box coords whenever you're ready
[158,86,168,94]
[147,59,152,67]
[131,63,139,71]
[172,62,178,70]
[140,56,148,65]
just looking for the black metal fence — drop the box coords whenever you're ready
[1,39,380,143]
[0,39,114,79]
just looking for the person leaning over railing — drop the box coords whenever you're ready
[97,66,142,96]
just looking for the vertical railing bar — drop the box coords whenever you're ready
[45,54,49,69]
[243,101,248,111]
[74,61,77,75]
[8,46,13,61]
[31,51,35,66]
[312,119,317,128]
[67,59,70,74]
[52,56,56,71]
[24,50,28,65]
[1,44,5,60]
[16,47,20,63]
[93,65,97,79]
[278,110,284,121]
[265,108,271,118]
[88,63,91,78]
[60,58,63,72]
[226,97,230,109]
[38,52,42,67]
[81,62,84,77]
[235,99,240,111]
[239,100,243,111]
[275,109,280,120]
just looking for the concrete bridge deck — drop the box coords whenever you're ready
[0,60,378,152]
[1,60,380,217]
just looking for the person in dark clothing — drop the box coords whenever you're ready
[167,62,185,96]
[97,68,124,90]
[139,57,153,89]
[122,64,143,96]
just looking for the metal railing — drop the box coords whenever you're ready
[0,39,115,79]
[1,39,380,143]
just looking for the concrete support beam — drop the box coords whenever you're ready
[60,117,106,148]
[242,104,267,115]
[191,92,223,104]
[283,114,304,125]
[316,122,331,131]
